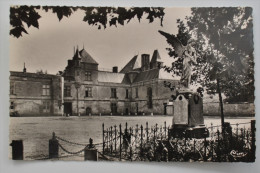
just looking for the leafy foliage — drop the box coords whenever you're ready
[10,6,41,37]
[10,6,165,38]
[160,7,254,103]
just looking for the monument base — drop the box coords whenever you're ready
[169,125,209,139]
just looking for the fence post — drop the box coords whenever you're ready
[193,139,196,153]
[246,130,249,143]
[251,120,256,161]
[154,128,156,160]
[129,127,133,161]
[155,123,158,139]
[10,140,23,160]
[49,132,59,159]
[241,128,244,144]
[160,125,162,140]
[167,126,170,141]
[204,131,207,161]
[164,121,167,139]
[130,127,132,143]
[236,123,239,138]
[140,125,143,160]
[184,131,187,155]
[102,123,105,154]
[110,126,113,154]
[106,128,109,151]
[114,125,117,152]
[119,124,122,161]
[146,122,149,142]
[217,129,220,161]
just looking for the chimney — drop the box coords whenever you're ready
[113,66,118,73]
[23,62,26,73]
[141,54,150,71]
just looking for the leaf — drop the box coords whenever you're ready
[10,26,28,38]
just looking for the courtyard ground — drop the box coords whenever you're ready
[9,115,254,160]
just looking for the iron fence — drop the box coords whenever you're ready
[102,120,256,162]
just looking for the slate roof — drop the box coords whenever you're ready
[133,68,159,83]
[133,68,179,83]
[97,71,130,84]
[79,49,99,65]
[72,49,81,60]
[120,55,139,73]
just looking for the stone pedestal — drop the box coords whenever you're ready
[10,140,23,160]
[189,93,204,126]
[84,148,98,161]
[172,90,204,127]
[49,137,59,159]
[170,89,208,138]
[172,94,189,125]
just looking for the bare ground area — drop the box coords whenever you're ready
[9,115,254,160]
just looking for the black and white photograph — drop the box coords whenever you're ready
[8,5,256,163]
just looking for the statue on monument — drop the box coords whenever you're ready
[180,42,197,88]
[158,30,197,89]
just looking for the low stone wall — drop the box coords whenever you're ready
[203,102,255,117]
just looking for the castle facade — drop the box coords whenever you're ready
[10,48,178,116]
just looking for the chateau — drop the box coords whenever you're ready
[10,47,178,116]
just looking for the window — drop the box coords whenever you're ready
[85,71,92,81]
[135,88,138,98]
[43,100,50,113]
[42,84,50,96]
[111,88,117,98]
[147,87,153,108]
[125,89,129,99]
[64,86,71,97]
[111,103,117,114]
[10,102,14,109]
[85,87,92,97]
[10,82,15,95]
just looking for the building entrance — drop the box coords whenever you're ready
[86,107,92,115]
[163,103,167,115]
[64,102,72,116]
[111,103,117,115]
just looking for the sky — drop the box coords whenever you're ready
[10,7,191,74]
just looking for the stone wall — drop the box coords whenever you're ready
[9,72,63,116]
[63,79,174,116]
[203,102,255,117]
